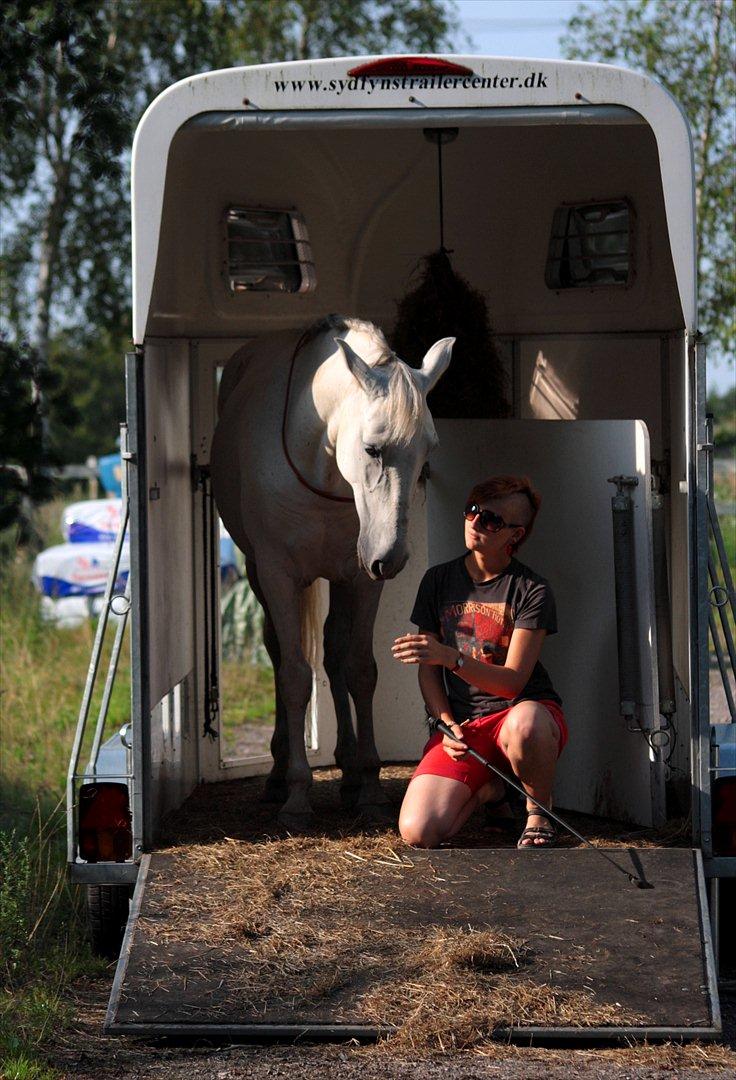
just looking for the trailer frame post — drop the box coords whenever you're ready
[689,334,711,856]
[126,348,150,859]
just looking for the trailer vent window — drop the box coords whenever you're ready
[546,200,632,289]
[224,208,316,294]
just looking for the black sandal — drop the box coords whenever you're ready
[517,807,557,848]
[483,787,518,834]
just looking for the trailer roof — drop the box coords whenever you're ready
[131,56,696,344]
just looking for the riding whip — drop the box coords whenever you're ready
[428,716,653,889]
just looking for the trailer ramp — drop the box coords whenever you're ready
[106,846,719,1043]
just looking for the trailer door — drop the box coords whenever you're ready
[429,419,665,827]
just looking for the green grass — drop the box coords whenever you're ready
[1,501,114,1078]
[0,803,109,1078]
[0,497,276,1075]
[1,558,132,827]
[219,659,275,759]
[220,659,275,730]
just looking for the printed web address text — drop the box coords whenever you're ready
[273,72,549,95]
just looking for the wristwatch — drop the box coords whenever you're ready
[449,651,465,674]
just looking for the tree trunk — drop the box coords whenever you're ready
[32,41,73,369]
[32,162,70,365]
[695,0,723,269]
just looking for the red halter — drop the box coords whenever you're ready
[281,330,354,503]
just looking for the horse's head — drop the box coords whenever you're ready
[334,336,454,580]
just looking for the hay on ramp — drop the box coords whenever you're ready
[133,835,645,1040]
[391,249,509,419]
[129,772,735,1068]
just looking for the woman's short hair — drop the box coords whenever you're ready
[466,475,541,550]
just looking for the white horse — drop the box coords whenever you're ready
[211,315,453,828]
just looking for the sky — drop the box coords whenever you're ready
[452,0,733,396]
[454,0,592,59]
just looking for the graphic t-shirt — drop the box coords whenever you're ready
[410,554,561,719]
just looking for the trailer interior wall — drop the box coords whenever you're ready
[141,341,199,842]
[140,111,692,833]
[147,117,682,338]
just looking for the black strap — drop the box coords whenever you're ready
[200,465,219,740]
[523,807,556,826]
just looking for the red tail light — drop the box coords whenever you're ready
[348,58,474,78]
[78,782,132,862]
[712,777,736,856]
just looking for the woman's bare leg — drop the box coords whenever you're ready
[399,773,503,848]
[498,701,561,846]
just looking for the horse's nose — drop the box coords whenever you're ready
[370,552,408,580]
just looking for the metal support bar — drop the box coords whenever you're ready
[126,348,149,856]
[708,552,736,664]
[651,490,676,718]
[88,577,132,772]
[709,610,736,719]
[690,336,711,853]
[66,425,133,866]
[87,429,132,771]
[707,498,736,615]
[607,475,642,720]
[704,411,735,720]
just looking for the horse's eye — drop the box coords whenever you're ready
[365,445,381,459]
[419,461,430,483]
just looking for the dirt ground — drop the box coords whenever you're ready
[47,979,736,1080]
[49,768,736,1079]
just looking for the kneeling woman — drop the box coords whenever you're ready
[392,475,567,849]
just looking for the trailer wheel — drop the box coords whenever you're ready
[85,884,132,959]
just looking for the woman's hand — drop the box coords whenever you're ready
[392,633,456,668]
[441,720,469,760]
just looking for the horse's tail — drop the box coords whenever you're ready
[300,580,322,672]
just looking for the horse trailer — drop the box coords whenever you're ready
[66,54,734,1038]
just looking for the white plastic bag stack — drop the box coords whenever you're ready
[33,541,131,598]
[33,498,239,625]
[62,499,125,544]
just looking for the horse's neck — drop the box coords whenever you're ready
[288,344,357,497]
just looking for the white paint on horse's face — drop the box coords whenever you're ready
[335,335,454,580]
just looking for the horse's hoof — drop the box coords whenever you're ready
[261,778,288,804]
[277,809,315,832]
[356,803,396,825]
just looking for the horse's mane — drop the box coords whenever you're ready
[307,315,425,443]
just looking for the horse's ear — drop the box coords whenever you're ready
[417,337,455,395]
[335,338,384,396]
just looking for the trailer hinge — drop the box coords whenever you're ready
[650,453,671,496]
[120,423,135,464]
[191,454,211,493]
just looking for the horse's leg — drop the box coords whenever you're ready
[255,568,315,828]
[323,583,360,807]
[244,557,287,803]
[344,576,393,822]
[262,609,290,803]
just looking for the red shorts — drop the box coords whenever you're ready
[411,700,567,796]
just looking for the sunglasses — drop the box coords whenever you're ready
[463,503,524,534]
